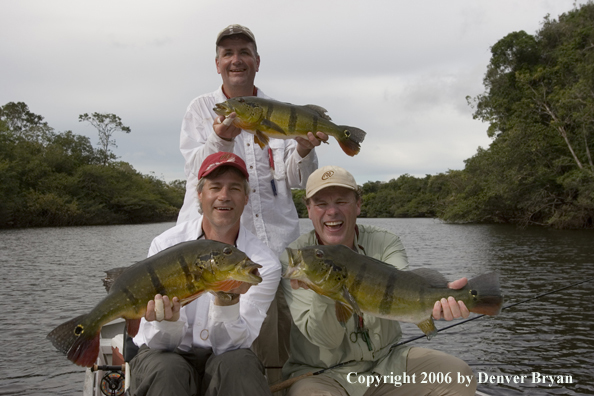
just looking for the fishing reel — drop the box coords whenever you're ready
[95,365,126,396]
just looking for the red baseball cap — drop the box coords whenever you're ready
[198,152,249,181]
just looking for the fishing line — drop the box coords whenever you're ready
[390,276,594,349]
[269,276,594,393]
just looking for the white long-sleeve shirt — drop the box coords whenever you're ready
[132,217,281,355]
[177,86,318,257]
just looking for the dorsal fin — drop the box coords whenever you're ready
[410,268,449,288]
[102,267,129,292]
[304,104,332,121]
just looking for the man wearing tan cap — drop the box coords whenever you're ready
[280,165,478,396]
[130,152,279,396]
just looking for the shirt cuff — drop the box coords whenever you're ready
[208,299,241,323]
[207,130,235,151]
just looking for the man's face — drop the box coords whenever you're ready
[306,186,361,248]
[216,35,260,93]
[198,169,249,230]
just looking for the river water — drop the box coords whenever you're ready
[0,219,592,395]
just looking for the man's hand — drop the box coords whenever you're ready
[213,270,259,306]
[432,277,470,321]
[295,132,329,158]
[290,279,310,290]
[145,294,180,322]
[213,113,242,141]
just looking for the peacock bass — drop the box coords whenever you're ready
[47,240,263,367]
[283,244,503,339]
[213,96,366,156]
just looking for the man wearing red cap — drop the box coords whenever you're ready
[130,152,280,396]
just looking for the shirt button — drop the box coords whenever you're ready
[250,166,253,169]
[255,214,259,217]
[247,143,250,146]
[252,189,256,193]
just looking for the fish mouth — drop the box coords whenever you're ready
[213,102,231,117]
[241,259,263,284]
[282,248,305,280]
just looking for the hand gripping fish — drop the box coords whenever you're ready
[47,240,262,367]
[283,245,503,339]
[213,97,366,156]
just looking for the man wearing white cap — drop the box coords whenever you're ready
[280,165,478,396]
[177,25,326,383]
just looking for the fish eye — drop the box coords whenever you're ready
[315,249,324,258]
[223,247,232,255]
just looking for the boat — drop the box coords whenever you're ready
[84,320,491,396]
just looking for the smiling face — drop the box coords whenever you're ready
[198,167,249,236]
[306,186,361,248]
[215,35,260,97]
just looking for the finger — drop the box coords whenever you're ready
[448,296,462,318]
[316,131,329,142]
[290,279,300,290]
[441,298,453,321]
[447,277,468,290]
[459,301,470,318]
[432,300,442,320]
[145,299,156,321]
[294,136,313,149]
[222,112,236,126]
[171,297,181,312]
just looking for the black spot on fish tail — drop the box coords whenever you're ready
[178,255,198,294]
[288,106,297,134]
[379,271,399,315]
[147,265,167,296]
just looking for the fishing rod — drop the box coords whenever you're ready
[269,276,594,393]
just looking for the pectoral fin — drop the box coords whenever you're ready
[254,130,269,149]
[416,317,438,340]
[335,302,354,326]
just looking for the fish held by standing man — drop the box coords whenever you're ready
[46,239,263,367]
[213,96,367,156]
[283,244,503,339]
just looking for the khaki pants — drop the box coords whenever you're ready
[287,347,477,396]
[130,345,272,396]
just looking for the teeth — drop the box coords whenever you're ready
[325,221,342,227]
[216,207,231,211]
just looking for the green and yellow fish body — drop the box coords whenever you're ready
[284,245,502,339]
[47,240,262,367]
[213,96,366,156]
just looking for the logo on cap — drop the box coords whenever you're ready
[322,171,334,180]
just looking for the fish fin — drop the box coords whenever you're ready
[47,314,100,367]
[335,125,366,156]
[254,130,269,149]
[416,317,438,340]
[411,268,449,288]
[467,272,503,316]
[126,318,141,337]
[102,266,129,292]
[260,119,287,135]
[335,302,354,325]
[179,291,205,306]
[304,104,332,121]
[342,286,363,316]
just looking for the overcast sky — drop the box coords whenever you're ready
[1,0,588,185]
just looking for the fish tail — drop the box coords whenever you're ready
[46,314,101,367]
[335,126,367,156]
[467,272,503,316]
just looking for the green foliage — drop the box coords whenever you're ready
[79,112,131,166]
[0,102,183,228]
[291,189,308,218]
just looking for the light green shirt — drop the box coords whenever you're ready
[280,224,411,396]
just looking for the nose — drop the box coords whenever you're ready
[217,186,230,201]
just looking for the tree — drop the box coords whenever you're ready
[79,112,131,166]
[0,101,54,142]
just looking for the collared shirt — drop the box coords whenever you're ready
[280,224,410,396]
[132,217,281,355]
[177,86,319,257]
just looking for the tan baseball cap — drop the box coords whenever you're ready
[305,165,358,199]
[216,24,256,47]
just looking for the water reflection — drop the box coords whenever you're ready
[0,219,592,395]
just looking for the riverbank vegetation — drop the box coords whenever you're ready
[293,3,594,229]
[3,4,593,229]
[0,103,184,228]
